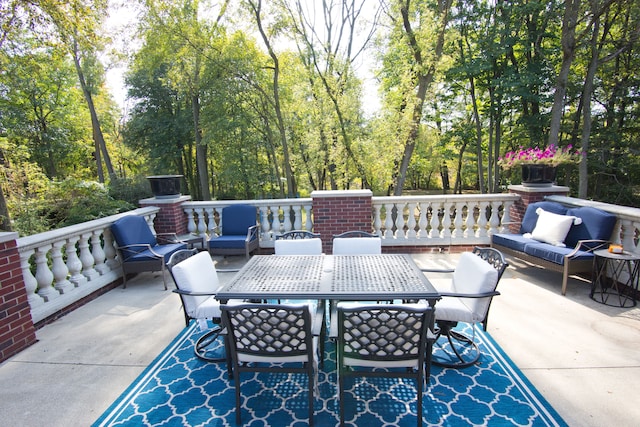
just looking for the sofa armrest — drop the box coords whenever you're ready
[566,239,609,258]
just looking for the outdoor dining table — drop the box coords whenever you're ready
[215,254,440,306]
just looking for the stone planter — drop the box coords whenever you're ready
[147,175,183,198]
[521,164,557,187]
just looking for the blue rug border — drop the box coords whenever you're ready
[92,322,199,427]
[94,322,568,427]
[476,329,567,427]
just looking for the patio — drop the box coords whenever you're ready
[1,253,639,427]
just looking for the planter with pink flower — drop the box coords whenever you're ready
[499,145,581,187]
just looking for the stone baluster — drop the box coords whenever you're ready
[103,230,119,271]
[66,236,87,286]
[20,249,44,308]
[381,203,393,239]
[372,204,383,236]
[292,204,302,230]
[429,202,441,238]
[51,241,74,294]
[500,200,513,232]
[91,231,108,275]
[185,207,197,234]
[258,206,271,241]
[205,207,216,235]
[463,202,473,238]
[395,202,407,239]
[303,203,313,231]
[282,205,293,233]
[620,219,636,251]
[452,202,464,238]
[269,204,281,234]
[79,233,99,280]
[35,245,58,302]
[441,202,452,239]
[488,201,501,236]
[477,201,489,238]
[406,202,417,239]
[417,202,429,238]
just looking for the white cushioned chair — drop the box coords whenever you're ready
[332,230,381,255]
[167,249,231,362]
[275,238,323,255]
[425,247,508,368]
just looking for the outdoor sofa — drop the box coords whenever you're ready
[491,201,617,295]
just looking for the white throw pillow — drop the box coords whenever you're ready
[528,208,582,247]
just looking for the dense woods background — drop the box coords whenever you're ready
[1,0,639,235]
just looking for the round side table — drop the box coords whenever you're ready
[591,249,639,308]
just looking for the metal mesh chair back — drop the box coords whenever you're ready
[276,230,321,240]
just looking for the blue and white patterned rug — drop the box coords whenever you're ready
[94,322,566,426]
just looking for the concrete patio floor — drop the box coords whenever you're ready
[1,253,639,427]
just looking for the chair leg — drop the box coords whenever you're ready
[234,371,242,425]
[432,321,481,368]
[194,326,226,362]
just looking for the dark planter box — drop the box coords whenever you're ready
[147,175,183,198]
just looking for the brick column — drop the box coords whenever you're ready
[0,232,37,363]
[507,185,570,233]
[139,195,191,235]
[311,190,373,254]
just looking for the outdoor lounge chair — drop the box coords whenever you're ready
[110,215,187,290]
[336,302,433,427]
[167,249,235,362]
[208,204,259,259]
[424,247,508,368]
[220,302,325,426]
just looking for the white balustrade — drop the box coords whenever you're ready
[16,207,160,323]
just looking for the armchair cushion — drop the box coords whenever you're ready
[221,204,258,235]
[274,238,322,255]
[565,206,617,248]
[209,235,252,250]
[333,237,382,255]
[519,201,568,234]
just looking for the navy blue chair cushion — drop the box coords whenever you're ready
[221,205,258,236]
[209,235,249,250]
[492,233,534,252]
[111,216,158,260]
[520,201,568,234]
[564,207,617,248]
[126,243,187,262]
[523,242,595,265]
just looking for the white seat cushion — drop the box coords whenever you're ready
[274,238,323,255]
[171,251,221,319]
[440,252,498,321]
[332,237,382,255]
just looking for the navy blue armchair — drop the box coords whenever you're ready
[208,204,259,259]
[110,215,187,289]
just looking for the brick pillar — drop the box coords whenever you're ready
[311,190,373,254]
[0,232,37,363]
[139,195,191,235]
[507,185,570,233]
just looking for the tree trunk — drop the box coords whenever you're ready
[548,0,580,147]
[72,39,116,183]
[393,0,452,196]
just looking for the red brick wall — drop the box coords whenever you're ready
[0,233,37,362]
[312,190,373,254]
[139,196,191,235]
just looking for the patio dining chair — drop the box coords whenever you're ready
[167,249,236,362]
[274,230,322,255]
[110,215,187,290]
[332,230,381,255]
[336,302,434,427]
[220,302,325,426]
[424,247,508,368]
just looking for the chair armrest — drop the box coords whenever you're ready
[420,268,455,273]
[215,268,241,273]
[156,233,183,244]
[438,290,501,298]
[566,239,609,258]
[172,289,217,297]
[245,225,259,242]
